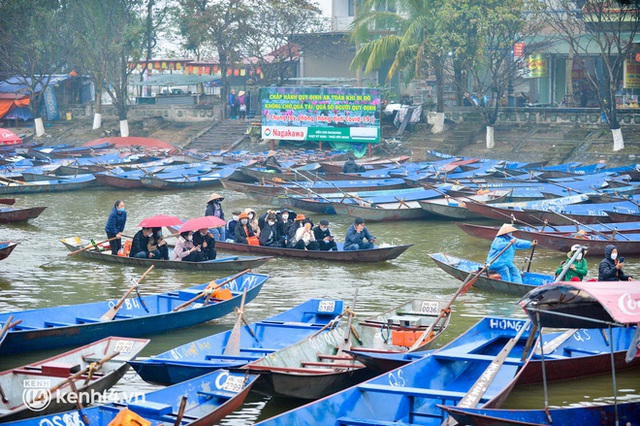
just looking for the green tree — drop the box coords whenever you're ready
[351,0,449,132]
[534,0,640,151]
[176,0,253,118]
[0,0,73,136]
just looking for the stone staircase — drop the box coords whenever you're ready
[438,112,485,154]
[185,119,251,152]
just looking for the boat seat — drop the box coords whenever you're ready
[76,317,101,324]
[239,348,277,354]
[433,352,523,366]
[44,321,73,328]
[357,383,490,403]
[41,362,81,377]
[126,401,173,417]
[563,347,601,356]
[204,354,257,361]
[12,324,38,330]
[301,362,361,369]
[196,389,237,399]
[178,289,203,300]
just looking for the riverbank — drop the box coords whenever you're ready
[9,114,640,167]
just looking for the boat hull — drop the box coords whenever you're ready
[0,206,46,223]
[0,242,19,260]
[215,241,412,262]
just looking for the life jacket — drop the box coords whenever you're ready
[107,408,150,426]
[119,240,132,257]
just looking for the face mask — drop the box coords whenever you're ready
[268,221,275,226]
[241,219,248,225]
[232,215,239,221]
[157,232,162,237]
[186,235,192,241]
[200,231,207,236]
[282,214,289,220]
[117,207,125,213]
[611,252,618,260]
[576,253,583,260]
[320,227,327,231]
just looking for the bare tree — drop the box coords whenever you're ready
[0,0,72,136]
[535,0,640,150]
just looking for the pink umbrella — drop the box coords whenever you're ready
[138,215,183,228]
[0,129,21,145]
[179,216,226,233]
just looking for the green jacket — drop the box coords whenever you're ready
[556,258,588,281]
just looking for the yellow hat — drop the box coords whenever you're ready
[496,223,518,236]
[208,193,224,202]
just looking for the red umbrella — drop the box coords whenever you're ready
[0,129,22,145]
[138,215,183,228]
[179,216,226,233]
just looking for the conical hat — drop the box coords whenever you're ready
[208,193,224,202]
[496,223,518,236]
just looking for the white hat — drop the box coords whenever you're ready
[496,223,518,236]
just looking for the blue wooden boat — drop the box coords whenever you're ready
[1,369,258,426]
[441,402,640,426]
[256,316,535,425]
[0,336,149,422]
[429,252,554,296]
[0,174,96,195]
[0,271,268,355]
[0,242,18,260]
[129,298,345,385]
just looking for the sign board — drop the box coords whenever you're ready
[624,59,640,89]
[513,42,525,58]
[523,54,548,78]
[261,87,380,144]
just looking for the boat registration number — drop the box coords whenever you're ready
[114,340,134,354]
[222,375,245,393]
[318,300,336,312]
[419,301,439,315]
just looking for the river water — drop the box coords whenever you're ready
[0,186,638,423]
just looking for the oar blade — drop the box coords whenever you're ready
[223,289,247,356]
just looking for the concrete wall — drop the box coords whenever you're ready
[60,103,224,123]
[446,107,640,126]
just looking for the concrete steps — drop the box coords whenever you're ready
[185,119,250,152]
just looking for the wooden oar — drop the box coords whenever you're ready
[442,319,532,424]
[100,265,154,320]
[67,379,90,425]
[594,221,631,241]
[223,288,247,356]
[173,396,188,426]
[336,288,358,356]
[525,243,537,272]
[409,240,517,352]
[173,269,250,312]
[535,328,579,356]
[67,236,119,256]
[0,316,21,350]
[550,210,616,241]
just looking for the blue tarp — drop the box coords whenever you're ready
[0,75,71,94]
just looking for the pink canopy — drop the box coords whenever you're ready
[519,281,640,328]
[0,128,21,145]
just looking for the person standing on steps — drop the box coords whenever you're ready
[228,89,238,120]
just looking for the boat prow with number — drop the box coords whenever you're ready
[0,337,149,422]
[429,252,555,296]
[1,369,259,426]
[256,317,536,426]
[0,271,268,355]
[60,237,274,271]
[243,299,449,400]
[129,298,345,385]
[214,241,412,262]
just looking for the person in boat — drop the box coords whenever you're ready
[104,200,127,255]
[259,212,283,247]
[192,227,216,260]
[278,209,295,246]
[344,217,376,251]
[205,193,225,241]
[556,244,588,281]
[234,212,256,244]
[314,219,338,251]
[261,150,282,172]
[244,207,260,236]
[225,210,241,242]
[598,244,633,281]
[129,227,159,259]
[287,213,308,247]
[293,219,319,250]
[342,154,366,173]
[173,231,204,261]
[148,227,169,260]
[486,223,537,284]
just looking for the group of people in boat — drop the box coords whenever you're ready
[103,193,380,262]
[487,223,633,283]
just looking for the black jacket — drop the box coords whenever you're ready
[129,230,149,257]
[598,244,632,281]
[234,224,255,244]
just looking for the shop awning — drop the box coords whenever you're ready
[133,74,221,86]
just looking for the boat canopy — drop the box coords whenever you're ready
[519,281,640,328]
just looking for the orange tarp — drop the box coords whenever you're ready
[0,95,29,120]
